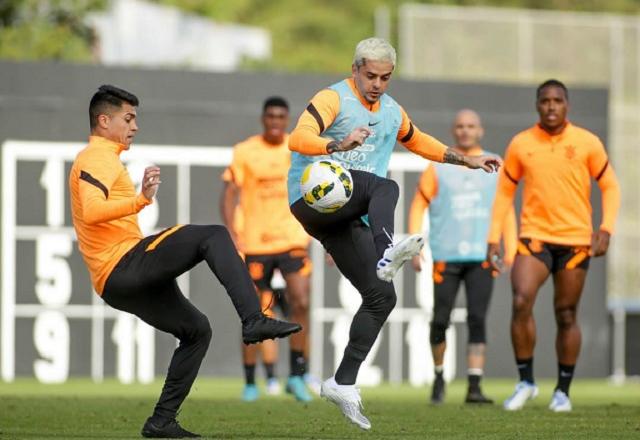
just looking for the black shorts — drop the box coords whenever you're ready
[518,238,590,273]
[245,248,311,291]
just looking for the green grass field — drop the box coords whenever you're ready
[1,378,638,439]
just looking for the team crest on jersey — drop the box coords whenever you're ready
[564,145,576,159]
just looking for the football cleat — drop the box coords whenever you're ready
[286,375,313,402]
[503,381,539,411]
[376,234,424,282]
[320,377,371,430]
[242,314,301,345]
[141,417,200,438]
[549,389,572,412]
[241,383,259,402]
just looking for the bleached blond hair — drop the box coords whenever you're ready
[353,37,396,68]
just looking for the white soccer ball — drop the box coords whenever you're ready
[300,160,353,213]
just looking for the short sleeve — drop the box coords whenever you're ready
[228,145,246,186]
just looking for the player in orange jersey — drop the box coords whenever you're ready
[221,97,314,402]
[488,80,621,412]
[70,85,301,438]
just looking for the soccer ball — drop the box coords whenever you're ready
[300,160,353,213]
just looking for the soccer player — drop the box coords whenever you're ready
[221,97,314,403]
[408,109,517,405]
[488,79,621,412]
[287,38,501,429]
[70,85,301,438]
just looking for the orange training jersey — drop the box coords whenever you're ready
[223,134,309,255]
[489,123,621,246]
[70,136,151,294]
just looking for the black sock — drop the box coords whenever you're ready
[290,350,306,377]
[516,357,534,384]
[556,363,575,395]
[244,363,256,385]
[468,374,481,391]
[263,362,276,380]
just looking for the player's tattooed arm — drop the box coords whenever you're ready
[443,148,468,166]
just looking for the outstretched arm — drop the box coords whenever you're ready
[398,107,501,172]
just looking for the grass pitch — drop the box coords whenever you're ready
[1,378,638,439]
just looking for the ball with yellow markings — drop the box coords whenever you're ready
[300,160,353,213]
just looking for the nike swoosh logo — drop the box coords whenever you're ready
[368,121,381,126]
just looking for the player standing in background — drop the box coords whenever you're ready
[488,80,621,412]
[221,97,314,403]
[409,109,517,405]
[70,85,301,438]
[287,38,501,429]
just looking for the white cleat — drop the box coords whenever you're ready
[549,389,572,412]
[266,378,282,396]
[503,381,539,411]
[376,234,424,282]
[320,377,371,430]
[304,373,322,396]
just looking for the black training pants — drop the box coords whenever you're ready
[291,170,400,384]
[430,261,494,345]
[102,224,261,420]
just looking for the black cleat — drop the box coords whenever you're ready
[430,375,445,405]
[242,314,301,345]
[465,388,494,404]
[141,418,200,438]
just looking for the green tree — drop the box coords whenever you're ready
[0,0,106,62]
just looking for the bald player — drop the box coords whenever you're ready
[409,109,517,405]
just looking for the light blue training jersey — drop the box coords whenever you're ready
[287,79,403,204]
[428,153,499,262]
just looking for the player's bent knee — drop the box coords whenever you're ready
[361,281,397,317]
[191,313,213,343]
[430,322,447,345]
[381,178,400,199]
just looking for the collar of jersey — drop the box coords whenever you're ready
[453,146,484,156]
[534,121,572,140]
[345,78,381,112]
[89,135,127,154]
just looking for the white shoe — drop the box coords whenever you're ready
[266,378,282,396]
[549,389,572,412]
[376,234,424,282]
[320,377,371,430]
[304,373,322,396]
[503,381,539,411]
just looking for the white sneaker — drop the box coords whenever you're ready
[549,389,572,412]
[320,377,371,430]
[503,381,539,411]
[266,378,282,396]
[304,373,322,396]
[376,234,424,282]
